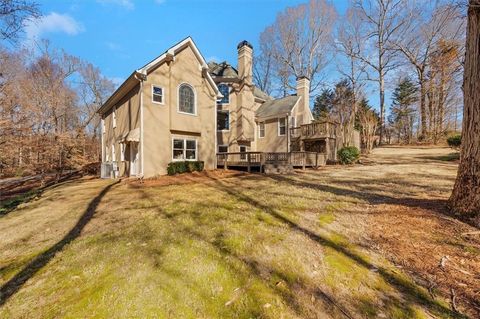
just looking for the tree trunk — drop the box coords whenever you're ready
[419,74,428,141]
[379,70,385,144]
[449,0,480,217]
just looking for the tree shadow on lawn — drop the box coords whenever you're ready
[207,177,466,319]
[0,180,119,306]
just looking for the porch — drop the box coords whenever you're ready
[216,151,327,173]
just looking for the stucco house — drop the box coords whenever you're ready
[98,37,344,178]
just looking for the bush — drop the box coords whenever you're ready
[337,146,360,165]
[447,134,461,149]
[167,161,204,175]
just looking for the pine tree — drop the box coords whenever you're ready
[390,78,418,143]
[312,88,334,120]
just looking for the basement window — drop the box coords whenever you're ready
[172,138,197,161]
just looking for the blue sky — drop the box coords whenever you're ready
[29,0,365,98]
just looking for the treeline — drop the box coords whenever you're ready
[0,2,114,177]
[253,0,465,150]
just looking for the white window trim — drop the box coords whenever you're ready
[112,109,117,129]
[217,109,230,132]
[218,145,228,153]
[258,122,265,138]
[177,83,197,116]
[171,137,198,161]
[278,117,286,136]
[152,84,165,105]
[218,83,230,105]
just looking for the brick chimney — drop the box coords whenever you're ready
[237,40,253,85]
[296,76,310,125]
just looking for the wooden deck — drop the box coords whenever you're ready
[216,152,326,172]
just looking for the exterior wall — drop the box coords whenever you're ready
[256,117,289,152]
[102,84,140,177]
[216,84,262,153]
[142,45,217,177]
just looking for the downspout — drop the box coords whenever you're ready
[134,72,145,177]
[286,113,290,153]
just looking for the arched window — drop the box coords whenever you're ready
[178,83,195,114]
[218,83,229,104]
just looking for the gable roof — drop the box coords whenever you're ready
[255,95,300,120]
[98,37,221,115]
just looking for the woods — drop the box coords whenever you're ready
[0,2,114,178]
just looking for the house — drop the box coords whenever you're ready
[98,37,345,178]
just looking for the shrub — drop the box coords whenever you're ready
[167,161,204,175]
[337,146,360,165]
[447,134,461,149]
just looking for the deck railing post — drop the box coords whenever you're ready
[247,153,251,173]
[224,154,228,170]
[302,152,306,170]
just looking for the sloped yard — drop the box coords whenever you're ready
[0,147,478,318]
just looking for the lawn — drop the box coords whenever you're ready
[0,147,478,318]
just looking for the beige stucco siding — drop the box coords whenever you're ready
[142,45,217,177]
[102,84,140,176]
[256,117,289,152]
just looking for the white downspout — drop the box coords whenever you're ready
[135,72,145,178]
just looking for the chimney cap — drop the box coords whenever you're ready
[296,75,310,81]
[237,40,253,50]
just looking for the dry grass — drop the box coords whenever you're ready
[0,147,478,318]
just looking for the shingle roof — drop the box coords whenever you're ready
[207,61,272,102]
[207,61,238,78]
[255,95,300,119]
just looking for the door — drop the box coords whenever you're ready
[130,143,139,176]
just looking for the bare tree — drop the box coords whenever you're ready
[392,2,464,141]
[353,0,407,144]
[335,6,367,146]
[449,0,480,218]
[0,0,39,43]
[258,0,337,95]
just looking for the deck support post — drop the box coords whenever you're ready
[247,153,251,173]
[315,152,318,169]
[302,152,306,170]
[224,154,228,170]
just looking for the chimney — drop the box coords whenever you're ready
[296,76,310,125]
[237,40,253,85]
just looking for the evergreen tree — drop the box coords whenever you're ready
[312,88,334,120]
[390,78,418,143]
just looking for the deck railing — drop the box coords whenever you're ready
[290,121,337,139]
[216,151,326,171]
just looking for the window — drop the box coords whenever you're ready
[278,117,286,136]
[112,109,117,128]
[258,122,265,138]
[178,83,195,114]
[152,85,164,104]
[111,144,116,162]
[218,83,229,104]
[172,138,197,161]
[218,145,228,153]
[120,143,126,161]
[217,110,229,131]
